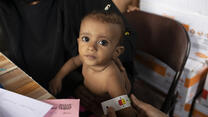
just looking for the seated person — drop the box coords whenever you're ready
[49,11,136,117]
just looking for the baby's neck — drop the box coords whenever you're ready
[87,61,113,72]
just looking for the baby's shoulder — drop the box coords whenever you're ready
[105,63,121,77]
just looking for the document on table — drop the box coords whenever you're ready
[43,99,80,117]
[0,88,52,117]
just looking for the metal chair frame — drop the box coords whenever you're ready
[124,11,191,115]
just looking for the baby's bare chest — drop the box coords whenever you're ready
[82,68,108,96]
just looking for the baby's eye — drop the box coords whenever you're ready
[97,40,108,46]
[82,36,90,42]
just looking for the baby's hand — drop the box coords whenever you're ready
[49,77,62,95]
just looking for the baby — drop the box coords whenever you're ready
[49,11,136,117]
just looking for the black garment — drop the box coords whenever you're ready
[0,0,65,90]
[0,0,135,97]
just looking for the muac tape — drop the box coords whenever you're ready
[101,95,131,115]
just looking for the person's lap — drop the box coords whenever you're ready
[56,70,84,98]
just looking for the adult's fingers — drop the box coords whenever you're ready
[113,57,131,93]
[131,94,148,110]
[127,6,139,13]
[107,107,117,117]
[131,94,168,117]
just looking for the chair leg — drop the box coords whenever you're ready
[168,92,178,117]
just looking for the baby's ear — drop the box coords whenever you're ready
[77,37,80,43]
[113,46,125,58]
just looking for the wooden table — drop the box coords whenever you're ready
[0,52,55,100]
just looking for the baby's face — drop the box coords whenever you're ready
[78,18,122,66]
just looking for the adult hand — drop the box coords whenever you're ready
[127,0,139,13]
[112,0,139,13]
[107,94,168,117]
[127,5,139,13]
[131,94,168,117]
[113,57,131,94]
[112,0,132,13]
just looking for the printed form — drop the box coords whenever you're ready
[0,88,52,117]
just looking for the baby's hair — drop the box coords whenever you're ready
[82,11,125,44]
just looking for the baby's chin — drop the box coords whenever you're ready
[82,60,98,66]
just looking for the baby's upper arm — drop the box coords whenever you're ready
[106,68,136,117]
[72,55,82,67]
[62,55,82,73]
[106,70,126,98]
[107,78,136,117]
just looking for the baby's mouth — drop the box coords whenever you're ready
[85,55,96,59]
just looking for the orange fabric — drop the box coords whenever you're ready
[135,54,166,76]
[184,103,191,111]
[195,52,208,58]
[184,67,208,88]
[193,109,208,117]
[183,24,190,31]
[184,103,208,117]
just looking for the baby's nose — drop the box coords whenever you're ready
[87,43,96,52]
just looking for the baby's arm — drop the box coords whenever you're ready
[49,55,82,95]
[53,55,82,80]
[107,71,136,117]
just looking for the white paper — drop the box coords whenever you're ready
[0,88,52,117]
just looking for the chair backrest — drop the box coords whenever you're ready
[124,11,190,114]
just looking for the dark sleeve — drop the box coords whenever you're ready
[0,0,11,56]
[0,0,6,11]
[0,17,7,53]
[0,0,13,15]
